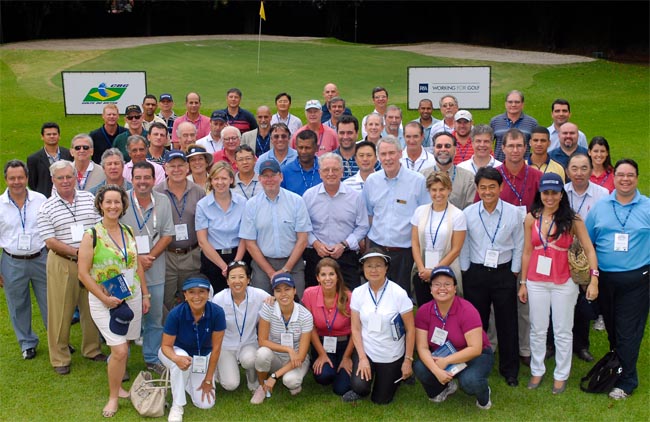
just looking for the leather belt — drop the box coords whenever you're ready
[51,249,78,262]
[4,248,44,260]
[167,244,199,254]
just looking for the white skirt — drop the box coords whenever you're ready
[89,289,142,346]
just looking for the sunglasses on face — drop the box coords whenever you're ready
[74,145,91,151]
[126,115,142,120]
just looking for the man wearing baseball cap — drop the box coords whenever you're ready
[453,110,474,165]
[197,110,228,154]
[239,159,312,298]
[290,100,339,157]
[113,105,148,162]
[157,93,177,139]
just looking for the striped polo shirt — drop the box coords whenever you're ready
[37,190,100,247]
[259,302,313,352]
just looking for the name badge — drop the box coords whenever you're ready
[323,336,337,354]
[122,268,135,286]
[484,249,499,268]
[536,255,552,276]
[191,355,207,373]
[70,223,84,242]
[614,233,629,252]
[368,315,381,333]
[175,224,189,241]
[135,235,150,255]
[17,234,32,251]
[425,250,440,269]
[431,327,448,346]
[280,332,294,348]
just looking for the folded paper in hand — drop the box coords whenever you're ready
[101,274,132,300]
[432,341,467,375]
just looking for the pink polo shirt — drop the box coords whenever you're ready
[302,286,352,337]
[171,113,211,144]
[290,125,339,156]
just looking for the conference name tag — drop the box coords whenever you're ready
[135,235,150,254]
[281,332,294,347]
[536,256,552,276]
[425,250,440,269]
[70,223,84,242]
[175,224,189,241]
[17,234,31,251]
[192,355,207,373]
[323,336,337,354]
[368,316,381,333]
[614,233,629,252]
[431,327,448,346]
[483,249,499,268]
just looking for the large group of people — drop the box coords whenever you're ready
[0,84,648,422]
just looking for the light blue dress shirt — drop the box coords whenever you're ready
[460,199,525,272]
[363,165,429,248]
[195,192,246,249]
[239,188,313,258]
[302,182,369,250]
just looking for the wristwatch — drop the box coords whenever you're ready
[270,372,277,379]
[204,379,212,385]
[590,269,600,277]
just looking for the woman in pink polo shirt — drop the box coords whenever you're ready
[302,258,354,396]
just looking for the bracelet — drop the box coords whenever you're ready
[519,280,526,285]
[281,267,290,273]
[404,355,414,361]
[142,294,151,299]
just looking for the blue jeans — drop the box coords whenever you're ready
[311,338,352,395]
[1,250,48,351]
[414,348,494,405]
[143,283,164,363]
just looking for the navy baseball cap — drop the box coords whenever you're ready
[271,273,295,289]
[182,276,211,291]
[539,173,564,192]
[210,110,228,122]
[109,302,134,335]
[166,150,187,162]
[258,159,281,174]
[159,93,173,101]
[429,266,457,283]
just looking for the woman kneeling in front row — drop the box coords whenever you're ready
[413,267,494,410]
[159,275,226,422]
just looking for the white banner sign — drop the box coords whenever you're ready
[61,71,147,115]
[407,67,491,109]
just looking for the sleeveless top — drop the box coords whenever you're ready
[527,218,573,284]
[87,222,141,298]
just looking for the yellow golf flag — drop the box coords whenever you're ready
[259,1,266,21]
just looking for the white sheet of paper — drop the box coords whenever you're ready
[70,223,84,242]
[135,235,150,254]
[614,233,629,252]
[174,224,189,241]
[431,327,448,346]
[536,255,552,276]
[323,336,337,354]
[17,234,31,251]
[280,332,294,348]
[425,250,440,269]
[484,249,499,268]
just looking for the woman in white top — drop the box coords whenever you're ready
[250,273,313,404]
[411,171,467,305]
[345,249,415,404]
[211,261,270,392]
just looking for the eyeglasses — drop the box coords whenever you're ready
[126,115,142,120]
[272,134,289,140]
[435,143,453,149]
[74,145,91,151]
[228,260,247,267]
[54,175,74,181]
[431,282,454,289]
[223,136,240,142]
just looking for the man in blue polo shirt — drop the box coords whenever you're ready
[281,130,321,196]
[490,90,538,162]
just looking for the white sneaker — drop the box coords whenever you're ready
[289,386,302,396]
[250,386,266,404]
[168,404,184,422]
[430,379,457,403]
[593,315,606,331]
[476,387,492,410]
[134,336,144,346]
[608,388,629,400]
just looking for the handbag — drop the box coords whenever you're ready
[130,368,170,417]
[580,350,622,393]
[568,236,590,285]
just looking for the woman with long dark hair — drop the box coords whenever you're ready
[518,173,598,394]
[588,136,615,193]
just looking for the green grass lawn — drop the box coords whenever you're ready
[0,38,649,421]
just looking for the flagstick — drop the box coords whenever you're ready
[257,17,262,74]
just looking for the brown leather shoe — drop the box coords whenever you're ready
[87,353,108,362]
[54,365,70,375]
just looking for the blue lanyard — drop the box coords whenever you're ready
[611,202,635,232]
[256,133,271,155]
[168,190,188,222]
[537,215,556,253]
[368,279,388,312]
[77,168,90,191]
[238,181,257,200]
[407,151,428,172]
[499,166,528,205]
[231,291,248,342]
[479,201,503,247]
[322,296,339,334]
[428,204,448,250]
[105,223,128,263]
[131,192,154,231]
[282,309,293,332]
[599,172,611,187]
[570,191,588,215]
[299,164,316,191]
[435,165,456,183]
[100,126,115,148]
[433,302,447,329]
[8,193,28,233]
[193,314,207,356]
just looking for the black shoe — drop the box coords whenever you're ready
[68,344,76,354]
[519,355,531,367]
[506,376,519,387]
[22,348,36,360]
[576,349,594,362]
[87,353,108,362]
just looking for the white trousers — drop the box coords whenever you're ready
[158,347,215,409]
[254,346,310,390]
[217,345,259,391]
[527,280,578,381]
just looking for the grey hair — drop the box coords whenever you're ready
[71,133,93,148]
[318,152,343,168]
[126,135,147,149]
[100,148,125,166]
[471,124,494,138]
[376,135,402,151]
[386,105,402,116]
[49,159,76,177]
[176,121,197,137]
